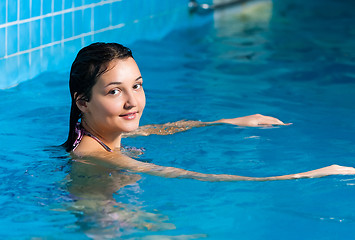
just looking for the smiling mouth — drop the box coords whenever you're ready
[119,112,138,120]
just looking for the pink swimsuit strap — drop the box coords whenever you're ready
[73,122,113,152]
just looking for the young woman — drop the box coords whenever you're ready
[63,42,355,181]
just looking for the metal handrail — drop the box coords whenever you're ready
[189,0,250,13]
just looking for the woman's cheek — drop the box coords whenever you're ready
[104,101,123,115]
[139,92,146,110]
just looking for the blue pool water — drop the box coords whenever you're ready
[1,1,355,239]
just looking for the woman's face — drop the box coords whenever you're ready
[82,57,146,135]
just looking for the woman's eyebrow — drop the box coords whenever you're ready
[104,82,122,87]
[104,76,142,88]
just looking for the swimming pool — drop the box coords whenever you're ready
[1,0,355,239]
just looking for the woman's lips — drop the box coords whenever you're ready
[119,112,138,120]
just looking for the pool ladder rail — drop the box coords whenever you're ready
[189,0,250,13]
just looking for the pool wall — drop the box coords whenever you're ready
[0,0,213,89]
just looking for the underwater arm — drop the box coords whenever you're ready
[81,153,355,182]
[123,114,291,137]
[130,163,355,181]
[122,120,208,137]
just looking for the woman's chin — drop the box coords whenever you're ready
[120,124,139,133]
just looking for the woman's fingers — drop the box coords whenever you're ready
[329,164,355,175]
[256,115,292,126]
[217,114,292,127]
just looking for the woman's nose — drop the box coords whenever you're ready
[123,91,137,109]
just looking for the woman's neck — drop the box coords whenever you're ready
[81,119,122,151]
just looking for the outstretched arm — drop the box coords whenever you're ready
[123,114,291,137]
[74,152,355,182]
[213,114,291,127]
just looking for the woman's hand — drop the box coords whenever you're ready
[297,164,355,179]
[214,114,291,127]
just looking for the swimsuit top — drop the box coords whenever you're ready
[73,122,113,152]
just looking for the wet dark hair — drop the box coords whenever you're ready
[63,42,133,152]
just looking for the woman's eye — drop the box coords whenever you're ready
[108,89,120,95]
[133,83,142,90]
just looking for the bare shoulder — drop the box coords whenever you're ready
[73,136,108,155]
[71,148,148,173]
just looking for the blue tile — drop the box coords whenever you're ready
[30,49,41,78]
[30,20,41,48]
[64,12,73,39]
[74,0,83,7]
[53,0,63,12]
[117,0,135,24]
[111,1,124,26]
[65,38,81,53]
[63,39,82,63]
[8,0,18,22]
[0,1,6,24]
[84,0,100,4]
[50,43,65,67]
[7,25,18,55]
[19,22,30,51]
[118,23,138,44]
[4,60,14,87]
[73,10,83,35]
[139,1,153,16]
[42,17,52,45]
[31,0,41,17]
[5,55,19,87]
[41,47,51,72]
[83,8,92,33]
[83,35,93,47]
[64,0,73,9]
[18,53,30,81]
[43,0,53,15]
[19,0,30,20]
[0,28,6,58]
[0,28,5,58]
[94,4,110,31]
[53,15,62,42]
[0,59,7,89]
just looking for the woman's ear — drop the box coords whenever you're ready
[74,92,88,113]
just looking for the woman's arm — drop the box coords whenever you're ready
[123,114,291,137]
[212,114,291,127]
[75,152,355,182]
[124,159,355,181]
